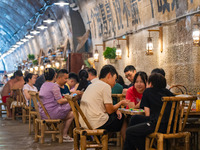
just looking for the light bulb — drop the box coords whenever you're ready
[34,66,38,71]
[55,62,60,68]
[40,65,44,70]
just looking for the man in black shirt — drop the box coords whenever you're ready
[123,73,174,150]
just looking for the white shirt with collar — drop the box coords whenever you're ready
[91,77,99,84]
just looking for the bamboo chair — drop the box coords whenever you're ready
[28,91,38,134]
[111,94,125,147]
[11,88,24,120]
[169,85,188,95]
[170,84,199,149]
[0,102,7,117]
[21,90,30,123]
[65,95,108,150]
[29,91,63,144]
[145,96,197,150]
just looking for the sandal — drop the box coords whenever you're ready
[63,136,74,142]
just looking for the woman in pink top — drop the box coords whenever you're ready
[126,71,147,109]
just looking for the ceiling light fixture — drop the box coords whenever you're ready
[16,41,24,45]
[30,30,40,35]
[37,25,48,30]
[13,45,20,48]
[21,38,29,42]
[25,35,34,39]
[43,14,55,24]
[54,1,69,7]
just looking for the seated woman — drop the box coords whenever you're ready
[123,73,174,150]
[76,69,91,91]
[126,71,147,109]
[39,68,74,142]
[23,73,38,107]
[117,75,128,89]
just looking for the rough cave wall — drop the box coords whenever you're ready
[78,0,200,94]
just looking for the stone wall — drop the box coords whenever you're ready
[3,0,200,94]
[78,0,200,94]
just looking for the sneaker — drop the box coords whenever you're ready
[63,136,74,142]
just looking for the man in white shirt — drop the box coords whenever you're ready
[79,65,129,140]
[88,68,99,83]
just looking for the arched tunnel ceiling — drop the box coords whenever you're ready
[0,0,81,55]
[0,0,46,54]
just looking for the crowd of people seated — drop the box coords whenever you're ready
[0,64,174,149]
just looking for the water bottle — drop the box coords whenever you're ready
[196,92,200,111]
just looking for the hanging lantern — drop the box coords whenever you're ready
[192,28,200,46]
[34,66,39,71]
[40,65,44,70]
[116,44,122,59]
[94,49,99,62]
[30,68,34,72]
[46,63,51,68]
[146,33,153,55]
[55,62,60,69]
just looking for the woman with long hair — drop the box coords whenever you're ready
[126,71,148,109]
[76,69,91,91]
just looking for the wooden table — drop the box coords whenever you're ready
[118,108,145,115]
[188,111,200,116]
[112,94,125,101]
[184,110,200,150]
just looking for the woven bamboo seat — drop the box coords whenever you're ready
[27,91,38,134]
[20,90,30,124]
[29,91,63,144]
[11,88,24,120]
[145,96,197,150]
[65,95,108,150]
[0,102,7,117]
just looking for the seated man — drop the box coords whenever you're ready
[123,65,137,94]
[124,65,136,88]
[1,70,24,117]
[56,69,70,95]
[65,72,79,95]
[88,68,99,83]
[79,65,129,140]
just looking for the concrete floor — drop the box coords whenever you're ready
[0,116,121,150]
